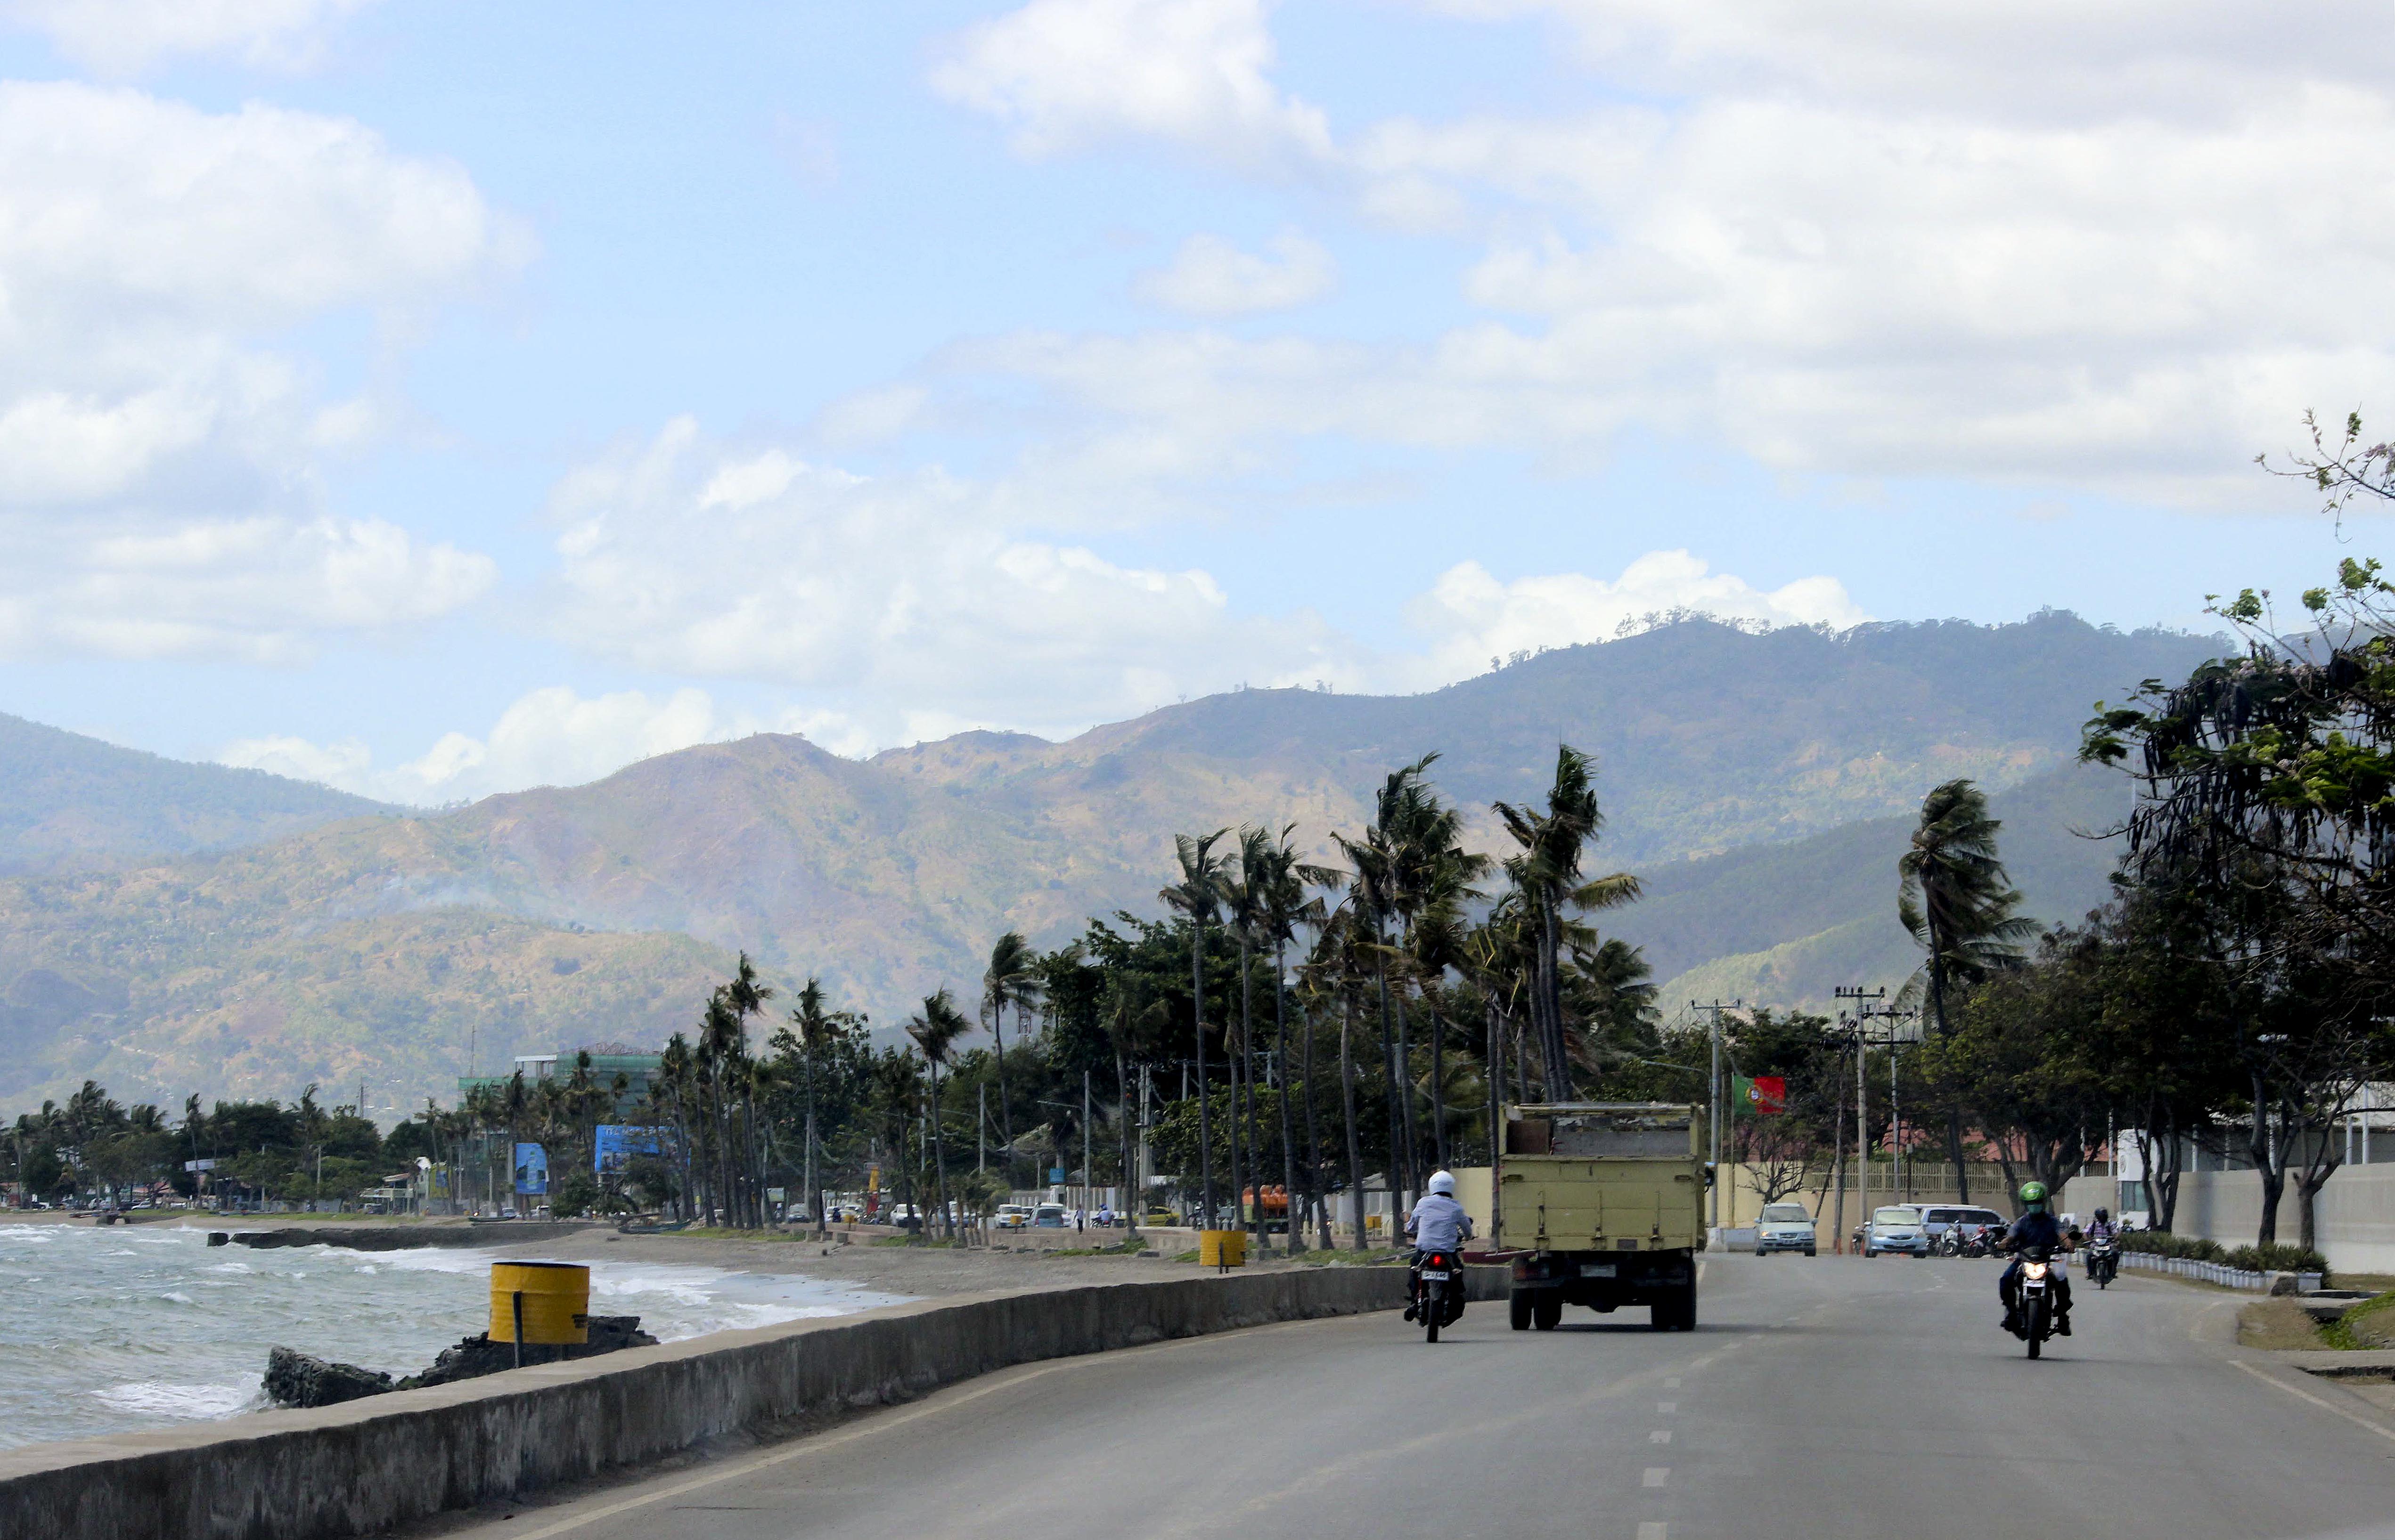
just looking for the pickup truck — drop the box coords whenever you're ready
[1499,1102,1704,1332]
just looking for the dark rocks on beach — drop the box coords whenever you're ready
[264,1346,395,1409]
[262,1317,660,1408]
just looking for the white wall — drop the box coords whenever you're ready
[2059,1165,2395,1275]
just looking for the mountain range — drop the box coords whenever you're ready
[0,613,2223,1115]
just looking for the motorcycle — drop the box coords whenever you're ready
[1414,1250,1463,1343]
[2085,1234,2119,1289]
[1965,1223,2002,1259]
[1937,1225,1963,1258]
[2011,1246,2061,1358]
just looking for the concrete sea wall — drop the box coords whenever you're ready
[0,1264,1496,1540]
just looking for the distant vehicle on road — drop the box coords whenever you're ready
[1502,1102,1702,1332]
[1754,1202,1818,1255]
[1033,1203,1068,1228]
[1864,1206,1929,1257]
[887,1203,922,1230]
[1920,1205,2007,1250]
[994,1204,1031,1229]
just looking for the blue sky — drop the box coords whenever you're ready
[0,0,2385,802]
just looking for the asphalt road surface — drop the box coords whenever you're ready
[439,1254,2395,1540]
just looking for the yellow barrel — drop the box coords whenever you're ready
[490,1261,591,1345]
[1198,1229,1247,1268]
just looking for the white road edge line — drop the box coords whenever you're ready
[2231,1359,2395,1447]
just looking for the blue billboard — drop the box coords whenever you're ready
[513,1142,548,1196]
[594,1125,668,1176]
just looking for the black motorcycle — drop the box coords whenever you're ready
[2011,1245,2061,1358]
[2085,1233,2119,1289]
[1415,1250,1463,1342]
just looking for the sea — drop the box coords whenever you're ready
[0,1222,910,1451]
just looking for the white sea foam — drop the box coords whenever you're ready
[0,1223,910,1450]
[92,1382,256,1419]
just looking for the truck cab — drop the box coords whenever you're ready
[1499,1102,1705,1333]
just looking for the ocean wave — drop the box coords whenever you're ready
[91,1382,255,1419]
[160,1291,194,1304]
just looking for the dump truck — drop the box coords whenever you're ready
[1499,1102,1705,1332]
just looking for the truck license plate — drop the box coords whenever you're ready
[1580,1263,1616,1278]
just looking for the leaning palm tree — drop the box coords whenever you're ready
[981,932,1043,1181]
[907,988,973,1240]
[1161,829,1231,1227]
[1899,777,2038,1203]
[1495,745,1639,1101]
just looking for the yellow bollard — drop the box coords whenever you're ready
[491,1261,591,1348]
[1198,1229,1247,1269]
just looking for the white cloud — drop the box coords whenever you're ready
[1133,230,1335,315]
[0,81,524,661]
[930,0,1333,169]
[932,0,2395,502]
[6,0,382,75]
[1405,551,1865,684]
[539,420,1349,741]
[220,685,863,806]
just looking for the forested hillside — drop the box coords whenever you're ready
[0,613,2222,1112]
[0,712,393,875]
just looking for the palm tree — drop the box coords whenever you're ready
[1899,777,2037,1202]
[981,932,1043,1182]
[1161,829,1231,1227]
[1333,759,1424,1213]
[1246,823,1334,1254]
[1495,745,1640,1100]
[786,978,839,1230]
[908,988,973,1239]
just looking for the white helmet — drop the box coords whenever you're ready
[1427,1170,1456,1196]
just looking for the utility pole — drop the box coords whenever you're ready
[1689,1000,1743,1233]
[978,1082,987,1175]
[1082,1067,1094,1221]
[1835,987,1886,1230]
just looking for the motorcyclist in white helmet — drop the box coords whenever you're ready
[1403,1171,1475,1322]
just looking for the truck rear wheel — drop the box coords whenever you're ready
[1652,1281,1697,1331]
[1533,1295,1562,1331]
[1509,1290,1532,1331]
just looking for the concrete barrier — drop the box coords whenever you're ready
[0,1264,1500,1540]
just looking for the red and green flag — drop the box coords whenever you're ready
[1735,1075,1786,1115]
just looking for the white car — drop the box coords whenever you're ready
[1864,1205,1929,1258]
[1755,1202,1818,1256]
[994,1204,1032,1230]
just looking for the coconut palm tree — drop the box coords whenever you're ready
[1495,745,1640,1101]
[981,932,1042,1181]
[1243,823,1335,1254]
[1161,829,1231,1227]
[907,988,973,1239]
[785,978,842,1230]
[1900,777,2038,1202]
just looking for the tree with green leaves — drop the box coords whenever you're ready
[1494,745,1640,1102]
[907,988,972,1239]
[981,931,1042,1183]
[1161,829,1231,1227]
[1898,777,2036,1203]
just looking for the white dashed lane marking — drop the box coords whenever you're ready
[1664,1377,1682,1388]
[1657,1401,1677,1413]
[1638,1525,1668,1540]
[1642,1468,1670,1488]
[1648,1430,1671,1443]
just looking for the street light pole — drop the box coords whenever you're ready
[1689,1000,1742,1234]
[1833,986,1886,1242]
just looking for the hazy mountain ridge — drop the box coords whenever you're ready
[0,614,2223,1112]
[0,712,395,876]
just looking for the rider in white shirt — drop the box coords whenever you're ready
[1403,1171,1475,1321]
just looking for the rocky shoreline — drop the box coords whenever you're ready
[264,1315,660,1409]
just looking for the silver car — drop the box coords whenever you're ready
[1755,1201,1818,1255]
[1863,1205,1929,1257]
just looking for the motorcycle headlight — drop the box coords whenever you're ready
[2024,1262,2049,1280]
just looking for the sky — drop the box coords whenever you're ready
[1,0,2390,806]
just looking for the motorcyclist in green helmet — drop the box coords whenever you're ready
[1999,1181,2072,1336]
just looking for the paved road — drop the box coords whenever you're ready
[442,1255,2395,1540]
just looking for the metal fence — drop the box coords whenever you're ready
[2118,1249,2321,1293]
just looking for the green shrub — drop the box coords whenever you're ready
[2120,1229,2225,1262]
[2226,1242,2329,1278]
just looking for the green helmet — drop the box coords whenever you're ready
[2019,1181,2049,1210]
